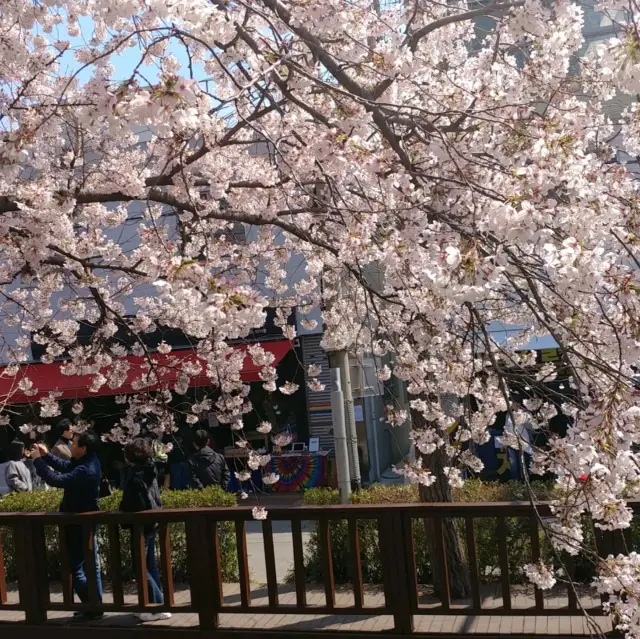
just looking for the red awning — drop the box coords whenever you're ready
[0,341,292,405]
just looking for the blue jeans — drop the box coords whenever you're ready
[131,532,164,605]
[66,525,103,603]
[143,532,164,605]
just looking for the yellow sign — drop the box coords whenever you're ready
[540,348,561,362]
[497,450,510,475]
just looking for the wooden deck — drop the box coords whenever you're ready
[0,583,613,635]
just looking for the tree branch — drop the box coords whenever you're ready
[406,0,525,52]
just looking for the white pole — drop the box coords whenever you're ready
[330,367,352,504]
[335,350,362,490]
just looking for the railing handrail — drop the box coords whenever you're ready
[0,498,638,524]
[0,500,549,523]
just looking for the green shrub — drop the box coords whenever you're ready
[454,478,555,502]
[0,487,238,584]
[303,479,555,506]
[300,480,565,587]
[302,485,431,583]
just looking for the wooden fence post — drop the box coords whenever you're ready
[0,527,8,605]
[15,520,48,624]
[186,514,219,629]
[380,512,414,634]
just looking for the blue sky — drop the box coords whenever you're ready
[49,15,209,87]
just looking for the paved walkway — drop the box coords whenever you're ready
[244,518,313,583]
[0,583,613,635]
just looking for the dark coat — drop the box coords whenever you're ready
[34,452,101,513]
[189,446,230,490]
[120,462,162,534]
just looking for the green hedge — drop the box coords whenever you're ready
[0,487,238,584]
[299,481,576,586]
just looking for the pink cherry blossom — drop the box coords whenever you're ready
[307,378,325,392]
[261,472,279,485]
[252,507,268,521]
[256,421,272,434]
[2,3,640,633]
[278,382,299,395]
[307,364,322,377]
[272,432,292,447]
[524,562,557,590]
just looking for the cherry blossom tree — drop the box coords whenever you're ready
[4,0,640,632]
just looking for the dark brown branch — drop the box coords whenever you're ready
[406,0,525,52]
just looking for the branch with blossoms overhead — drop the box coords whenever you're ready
[4,0,640,632]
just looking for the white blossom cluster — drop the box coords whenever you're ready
[3,0,640,628]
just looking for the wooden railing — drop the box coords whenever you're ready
[0,502,630,635]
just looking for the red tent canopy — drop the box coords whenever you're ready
[0,341,292,405]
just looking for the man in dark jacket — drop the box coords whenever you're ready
[32,430,103,619]
[120,438,170,622]
[189,430,230,490]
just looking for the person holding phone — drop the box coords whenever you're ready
[32,430,103,620]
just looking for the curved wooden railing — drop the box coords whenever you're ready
[0,502,631,634]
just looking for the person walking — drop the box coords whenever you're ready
[50,419,74,460]
[120,438,171,622]
[4,440,32,493]
[189,430,230,490]
[32,430,103,620]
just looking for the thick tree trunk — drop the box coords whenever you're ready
[413,411,471,600]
